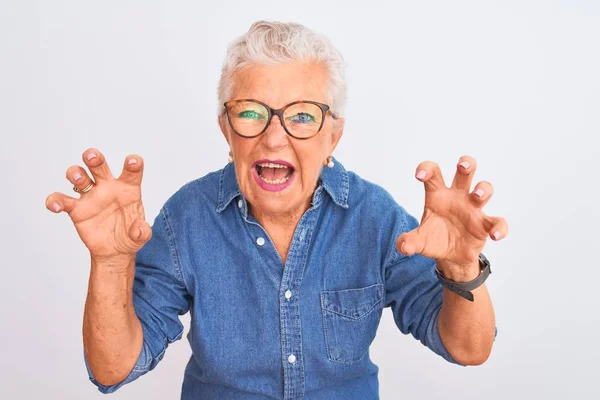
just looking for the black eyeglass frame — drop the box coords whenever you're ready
[223,99,337,140]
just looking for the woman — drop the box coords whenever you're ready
[45,21,507,399]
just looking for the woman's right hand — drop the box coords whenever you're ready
[45,148,152,261]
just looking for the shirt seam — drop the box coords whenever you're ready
[383,209,408,270]
[160,205,186,286]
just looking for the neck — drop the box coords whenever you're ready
[248,199,311,264]
[248,199,310,232]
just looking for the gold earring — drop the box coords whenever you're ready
[228,150,233,163]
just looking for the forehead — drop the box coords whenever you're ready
[230,61,329,108]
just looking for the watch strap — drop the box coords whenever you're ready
[435,253,491,302]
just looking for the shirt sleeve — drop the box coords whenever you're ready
[383,210,497,366]
[84,205,191,394]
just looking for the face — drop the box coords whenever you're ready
[219,61,344,219]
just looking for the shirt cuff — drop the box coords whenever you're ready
[84,343,151,394]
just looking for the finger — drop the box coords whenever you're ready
[415,161,446,192]
[396,227,427,256]
[128,219,152,244]
[470,181,494,208]
[118,154,144,186]
[82,148,113,182]
[451,155,477,191]
[485,216,508,241]
[66,165,95,195]
[45,192,77,214]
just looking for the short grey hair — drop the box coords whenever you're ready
[218,20,347,117]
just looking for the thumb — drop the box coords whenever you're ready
[396,227,426,256]
[128,219,152,245]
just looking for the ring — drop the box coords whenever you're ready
[73,181,95,194]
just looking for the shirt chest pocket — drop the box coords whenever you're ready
[320,283,384,364]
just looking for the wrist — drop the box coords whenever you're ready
[91,254,135,272]
[436,259,481,282]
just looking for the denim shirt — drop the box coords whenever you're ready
[85,158,468,399]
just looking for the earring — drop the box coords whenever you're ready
[326,156,334,168]
[228,150,233,163]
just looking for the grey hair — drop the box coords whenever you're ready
[217,20,347,117]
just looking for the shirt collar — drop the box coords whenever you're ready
[216,156,349,213]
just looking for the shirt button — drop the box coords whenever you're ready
[285,290,292,300]
[288,354,296,364]
[256,237,265,246]
[237,199,243,208]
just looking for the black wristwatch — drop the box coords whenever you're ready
[435,253,491,302]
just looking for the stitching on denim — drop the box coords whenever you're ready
[216,166,240,213]
[322,298,383,321]
[384,211,408,271]
[341,166,349,206]
[288,208,318,399]
[161,206,186,286]
[321,282,383,295]
[320,292,334,361]
[216,167,226,212]
[321,297,371,364]
[321,283,384,319]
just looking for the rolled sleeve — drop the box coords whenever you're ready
[84,205,191,393]
[84,342,153,394]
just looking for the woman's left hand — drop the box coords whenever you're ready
[396,156,508,282]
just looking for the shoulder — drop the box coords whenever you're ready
[346,169,410,223]
[162,168,223,218]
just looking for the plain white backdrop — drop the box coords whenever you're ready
[1,0,598,399]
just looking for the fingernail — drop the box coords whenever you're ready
[416,170,427,179]
[87,153,97,161]
[52,202,60,212]
[459,161,470,170]
[400,241,406,253]
[73,172,82,182]
[494,231,501,240]
[128,158,138,165]
[474,189,484,197]
[138,226,143,238]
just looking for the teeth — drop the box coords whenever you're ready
[259,174,291,185]
[258,162,289,169]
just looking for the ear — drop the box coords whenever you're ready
[329,116,345,153]
[218,113,230,145]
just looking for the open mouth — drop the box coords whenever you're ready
[255,161,295,185]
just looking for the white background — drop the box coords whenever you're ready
[1,1,598,399]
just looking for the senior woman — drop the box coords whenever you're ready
[46,21,507,399]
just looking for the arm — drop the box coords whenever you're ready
[45,148,190,394]
[437,263,496,365]
[84,207,191,394]
[393,155,507,366]
[83,256,143,386]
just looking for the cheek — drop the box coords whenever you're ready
[296,141,328,184]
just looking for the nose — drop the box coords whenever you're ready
[261,113,289,150]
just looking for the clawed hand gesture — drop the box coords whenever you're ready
[396,156,508,280]
[45,148,151,260]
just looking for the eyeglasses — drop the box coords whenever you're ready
[223,99,336,140]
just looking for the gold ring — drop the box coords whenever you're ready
[73,181,94,194]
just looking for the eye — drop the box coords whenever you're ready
[238,110,266,120]
[287,112,316,124]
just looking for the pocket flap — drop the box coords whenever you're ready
[321,283,384,320]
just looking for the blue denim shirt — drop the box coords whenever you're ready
[85,158,468,399]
